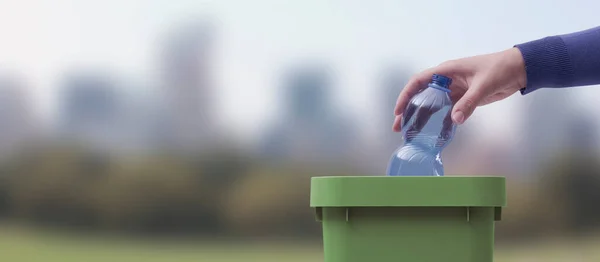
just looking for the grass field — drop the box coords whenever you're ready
[1,226,599,262]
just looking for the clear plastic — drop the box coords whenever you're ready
[386,75,456,176]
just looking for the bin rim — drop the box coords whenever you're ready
[310,176,506,208]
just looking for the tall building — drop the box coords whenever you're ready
[159,21,216,151]
[59,71,125,150]
[0,75,39,156]
[260,63,356,166]
[59,71,168,153]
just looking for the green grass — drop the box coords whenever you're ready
[0,226,322,262]
[495,238,600,262]
[0,226,599,262]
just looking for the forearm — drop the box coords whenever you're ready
[515,26,600,94]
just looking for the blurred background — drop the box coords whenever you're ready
[0,0,600,261]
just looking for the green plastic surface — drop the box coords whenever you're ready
[311,176,507,262]
[311,176,506,207]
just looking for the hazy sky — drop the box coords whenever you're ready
[0,0,598,139]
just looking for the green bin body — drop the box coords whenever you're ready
[310,176,506,262]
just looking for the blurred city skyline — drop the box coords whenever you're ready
[0,0,599,176]
[2,0,600,138]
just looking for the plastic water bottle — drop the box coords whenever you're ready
[386,74,456,176]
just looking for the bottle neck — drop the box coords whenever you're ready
[428,83,451,93]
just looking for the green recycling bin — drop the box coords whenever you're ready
[310,176,506,262]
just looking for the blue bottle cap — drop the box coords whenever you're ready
[429,74,452,92]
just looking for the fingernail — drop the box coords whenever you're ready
[453,111,465,124]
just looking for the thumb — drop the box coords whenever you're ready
[452,87,485,125]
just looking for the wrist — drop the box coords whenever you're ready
[504,47,527,92]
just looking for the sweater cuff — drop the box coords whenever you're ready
[514,36,575,95]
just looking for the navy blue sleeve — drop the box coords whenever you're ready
[515,26,600,95]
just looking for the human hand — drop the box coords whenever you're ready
[393,47,527,132]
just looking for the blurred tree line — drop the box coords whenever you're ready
[0,143,347,239]
[0,144,599,242]
[498,151,600,241]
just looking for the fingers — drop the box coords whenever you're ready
[394,62,458,116]
[392,62,460,132]
[402,101,418,127]
[439,109,455,145]
[392,98,419,132]
[393,70,432,116]
[451,82,485,124]
[392,115,402,132]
